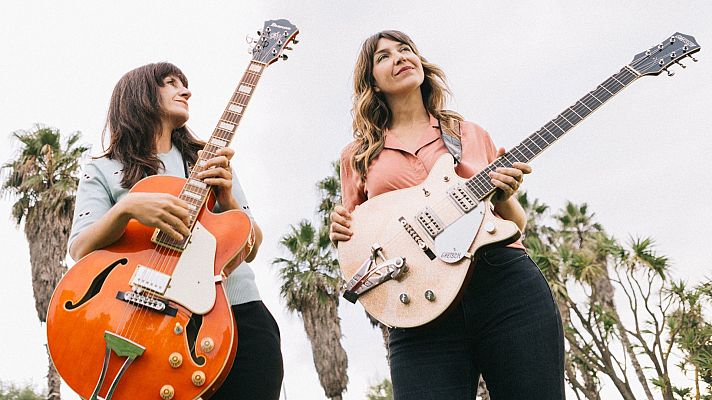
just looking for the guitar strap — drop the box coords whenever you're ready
[437,119,462,164]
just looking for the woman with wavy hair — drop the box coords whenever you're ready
[330,31,565,399]
[69,62,283,399]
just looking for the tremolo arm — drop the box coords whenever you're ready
[343,243,407,304]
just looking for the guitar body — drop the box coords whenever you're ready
[47,175,254,400]
[338,154,521,328]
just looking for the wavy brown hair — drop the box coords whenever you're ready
[350,30,462,180]
[102,62,205,188]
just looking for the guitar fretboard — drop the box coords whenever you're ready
[464,66,640,201]
[156,61,267,250]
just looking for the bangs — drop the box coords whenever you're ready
[153,62,188,88]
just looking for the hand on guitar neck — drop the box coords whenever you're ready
[488,147,532,232]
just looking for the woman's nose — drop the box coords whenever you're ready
[180,87,192,100]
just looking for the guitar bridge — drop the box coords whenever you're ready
[343,243,407,304]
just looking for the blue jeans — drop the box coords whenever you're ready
[388,247,565,399]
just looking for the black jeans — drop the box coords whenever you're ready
[388,247,565,400]
[211,301,284,400]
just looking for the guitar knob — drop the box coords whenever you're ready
[160,385,175,400]
[168,352,183,368]
[484,222,496,234]
[192,371,206,387]
[201,337,215,353]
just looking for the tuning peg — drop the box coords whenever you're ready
[691,55,698,62]
[245,34,257,44]
[257,30,262,36]
[664,68,675,77]
[280,54,289,61]
[292,39,299,45]
[675,60,687,69]
[284,46,293,51]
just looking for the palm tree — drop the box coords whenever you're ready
[1,125,88,400]
[273,220,348,399]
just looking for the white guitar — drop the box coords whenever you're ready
[337,32,701,328]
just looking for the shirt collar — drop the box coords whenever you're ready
[383,114,442,153]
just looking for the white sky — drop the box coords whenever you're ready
[1,1,710,399]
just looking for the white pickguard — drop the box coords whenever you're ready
[162,222,217,315]
[433,201,486,263]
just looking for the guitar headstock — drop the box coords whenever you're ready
[629,32,700,76]
[249,19,299,65]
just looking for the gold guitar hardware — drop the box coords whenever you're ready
[192,371,206,386]
[174,323,183,335]
[168,352,183,368]
[201,337,215,353]
[160,384,175,400]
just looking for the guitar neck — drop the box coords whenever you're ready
[464,66,640,201]
[156,61,267,250]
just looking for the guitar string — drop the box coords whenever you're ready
[358,48,673,267]
[117,63,263,345]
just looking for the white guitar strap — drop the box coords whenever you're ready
[438,120,462,164]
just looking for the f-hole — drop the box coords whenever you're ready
[65,258,128,310]
[186,313,206,366]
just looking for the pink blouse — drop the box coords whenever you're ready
[340,115,524,249]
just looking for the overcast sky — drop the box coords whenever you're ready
[1,1,711,399]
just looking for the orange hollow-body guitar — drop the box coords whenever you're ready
[47,176,252,400]
[46,19,300,400]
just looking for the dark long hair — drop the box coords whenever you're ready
[102,62,205,188]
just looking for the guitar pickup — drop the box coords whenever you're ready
[130,265,171,294]
[447,184,477,212]
[416,207,444,238]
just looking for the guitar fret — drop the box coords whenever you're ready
[248,63,264,73]
[577,99,593,112]
[182,191,203,201]
[227,103,244,113]
[218,121,236,132]
[210,137,228,147]
[599,84,614,96]
[188,179,208,189]
[237,84,253,94]
[568,106,583,119]
[559,113,575,127]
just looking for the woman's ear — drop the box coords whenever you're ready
[373,86,381,93]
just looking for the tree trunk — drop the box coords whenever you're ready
[47,345,61,400]
[301,298,348,399]
[25,197,74,400]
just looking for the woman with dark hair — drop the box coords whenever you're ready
[330,31,565,399]
[69,62,283,399]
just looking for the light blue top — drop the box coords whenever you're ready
[69,144,261,305]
